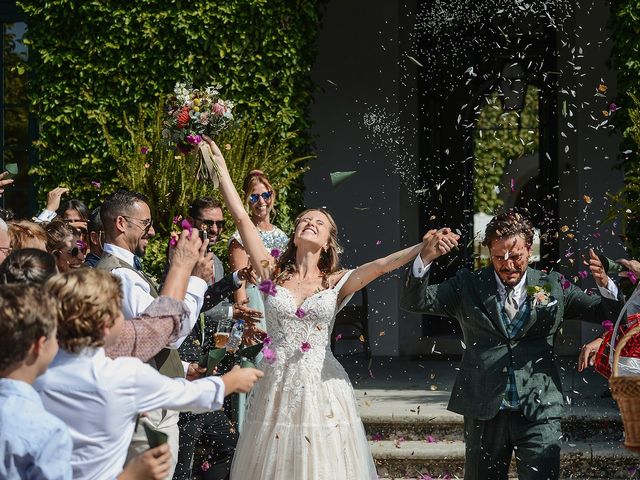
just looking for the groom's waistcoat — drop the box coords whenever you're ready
[400,266,622,422]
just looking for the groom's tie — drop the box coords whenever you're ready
[504,286,519,321]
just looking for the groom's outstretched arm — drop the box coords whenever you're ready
[399,228,462,318]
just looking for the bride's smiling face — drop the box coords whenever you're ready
[294,211,331,251]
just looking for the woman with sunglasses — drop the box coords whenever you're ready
[228,170,289,324]
[45,220,87,273]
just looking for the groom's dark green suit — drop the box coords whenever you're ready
[401,265,623,479]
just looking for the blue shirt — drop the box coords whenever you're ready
[0,378,72,480]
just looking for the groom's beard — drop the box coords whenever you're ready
[498,266,526,286]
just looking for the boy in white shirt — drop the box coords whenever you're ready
[35,264,262,480]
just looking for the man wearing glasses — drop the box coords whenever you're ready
[401,210,624,480]
[174,197,261,480]
[96,189,213,478]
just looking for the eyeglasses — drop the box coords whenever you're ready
[195,218,225,230]
[249,191,273,204]
[122,215,153,233]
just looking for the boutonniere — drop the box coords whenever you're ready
[527,284,553,307]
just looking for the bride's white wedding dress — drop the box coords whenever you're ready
[230,270,378,479]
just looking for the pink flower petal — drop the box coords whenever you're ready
[300,341,311,353]
[295,307,306,319]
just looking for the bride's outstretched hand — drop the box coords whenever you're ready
[420,228,459,264]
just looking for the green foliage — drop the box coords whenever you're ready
[18,0,321,212]
[98,102,310,277]
[610,1,640,256]
[473,86,539,214]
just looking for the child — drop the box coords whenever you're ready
[0,284,72,480]
[34,268,263,480]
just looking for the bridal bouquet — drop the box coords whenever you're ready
[162,81,234,185]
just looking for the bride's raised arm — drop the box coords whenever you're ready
[203,136,273,281]
[337,228,460,304]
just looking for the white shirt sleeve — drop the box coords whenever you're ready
[169,276,208,349]
[232,271,241,287]
[132,361,225,414]
[411,254,433,278]
[110,268,155,320]
[597,277,619,301]
[33,209,57,223]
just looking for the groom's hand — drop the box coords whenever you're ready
[420,228,459,264]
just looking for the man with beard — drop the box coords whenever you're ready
[401,210,624,480]
[97,189,213,479]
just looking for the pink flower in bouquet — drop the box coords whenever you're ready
[602,320,614,332]
[186,134,202,145]
[212,102,226,115]
[262,346,277,365]
[300,341,311,353]
[259,279,278,297]
[199,112,210,125]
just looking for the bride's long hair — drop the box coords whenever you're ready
[274,208,342,286]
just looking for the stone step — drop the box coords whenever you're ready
[362,414,624,443]
[371,440,640,479]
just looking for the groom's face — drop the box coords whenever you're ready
[489,235,531,286]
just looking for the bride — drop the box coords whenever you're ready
[204,137,455,479]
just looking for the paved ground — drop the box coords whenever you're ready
[338,354,620,422]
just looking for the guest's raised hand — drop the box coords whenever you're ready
[171,229,202,270]
[617,258,640,281]
[45,186,70,212]
[588,248,609,288]
[0,171,14,196]
[191,234,214,281]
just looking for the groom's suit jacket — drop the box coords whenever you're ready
[400,266,623,422]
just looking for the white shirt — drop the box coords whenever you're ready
[411,254,619,300]
[102,243,207,348]
[34,348,225,480]
[33,208,57,223]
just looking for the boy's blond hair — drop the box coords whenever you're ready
[0,284,57,370]
[45,269,122,353]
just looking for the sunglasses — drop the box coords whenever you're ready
[249,191,273,204]
[196,219,225,230]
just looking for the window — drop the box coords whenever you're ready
[1,8,34,218]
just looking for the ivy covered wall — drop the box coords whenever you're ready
[610,1,640,255]
[18,0,322,207]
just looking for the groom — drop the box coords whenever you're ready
[400,210,624,480]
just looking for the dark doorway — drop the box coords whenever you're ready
[414,3,560,337]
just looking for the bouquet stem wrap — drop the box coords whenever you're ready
[196,141,220,188]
